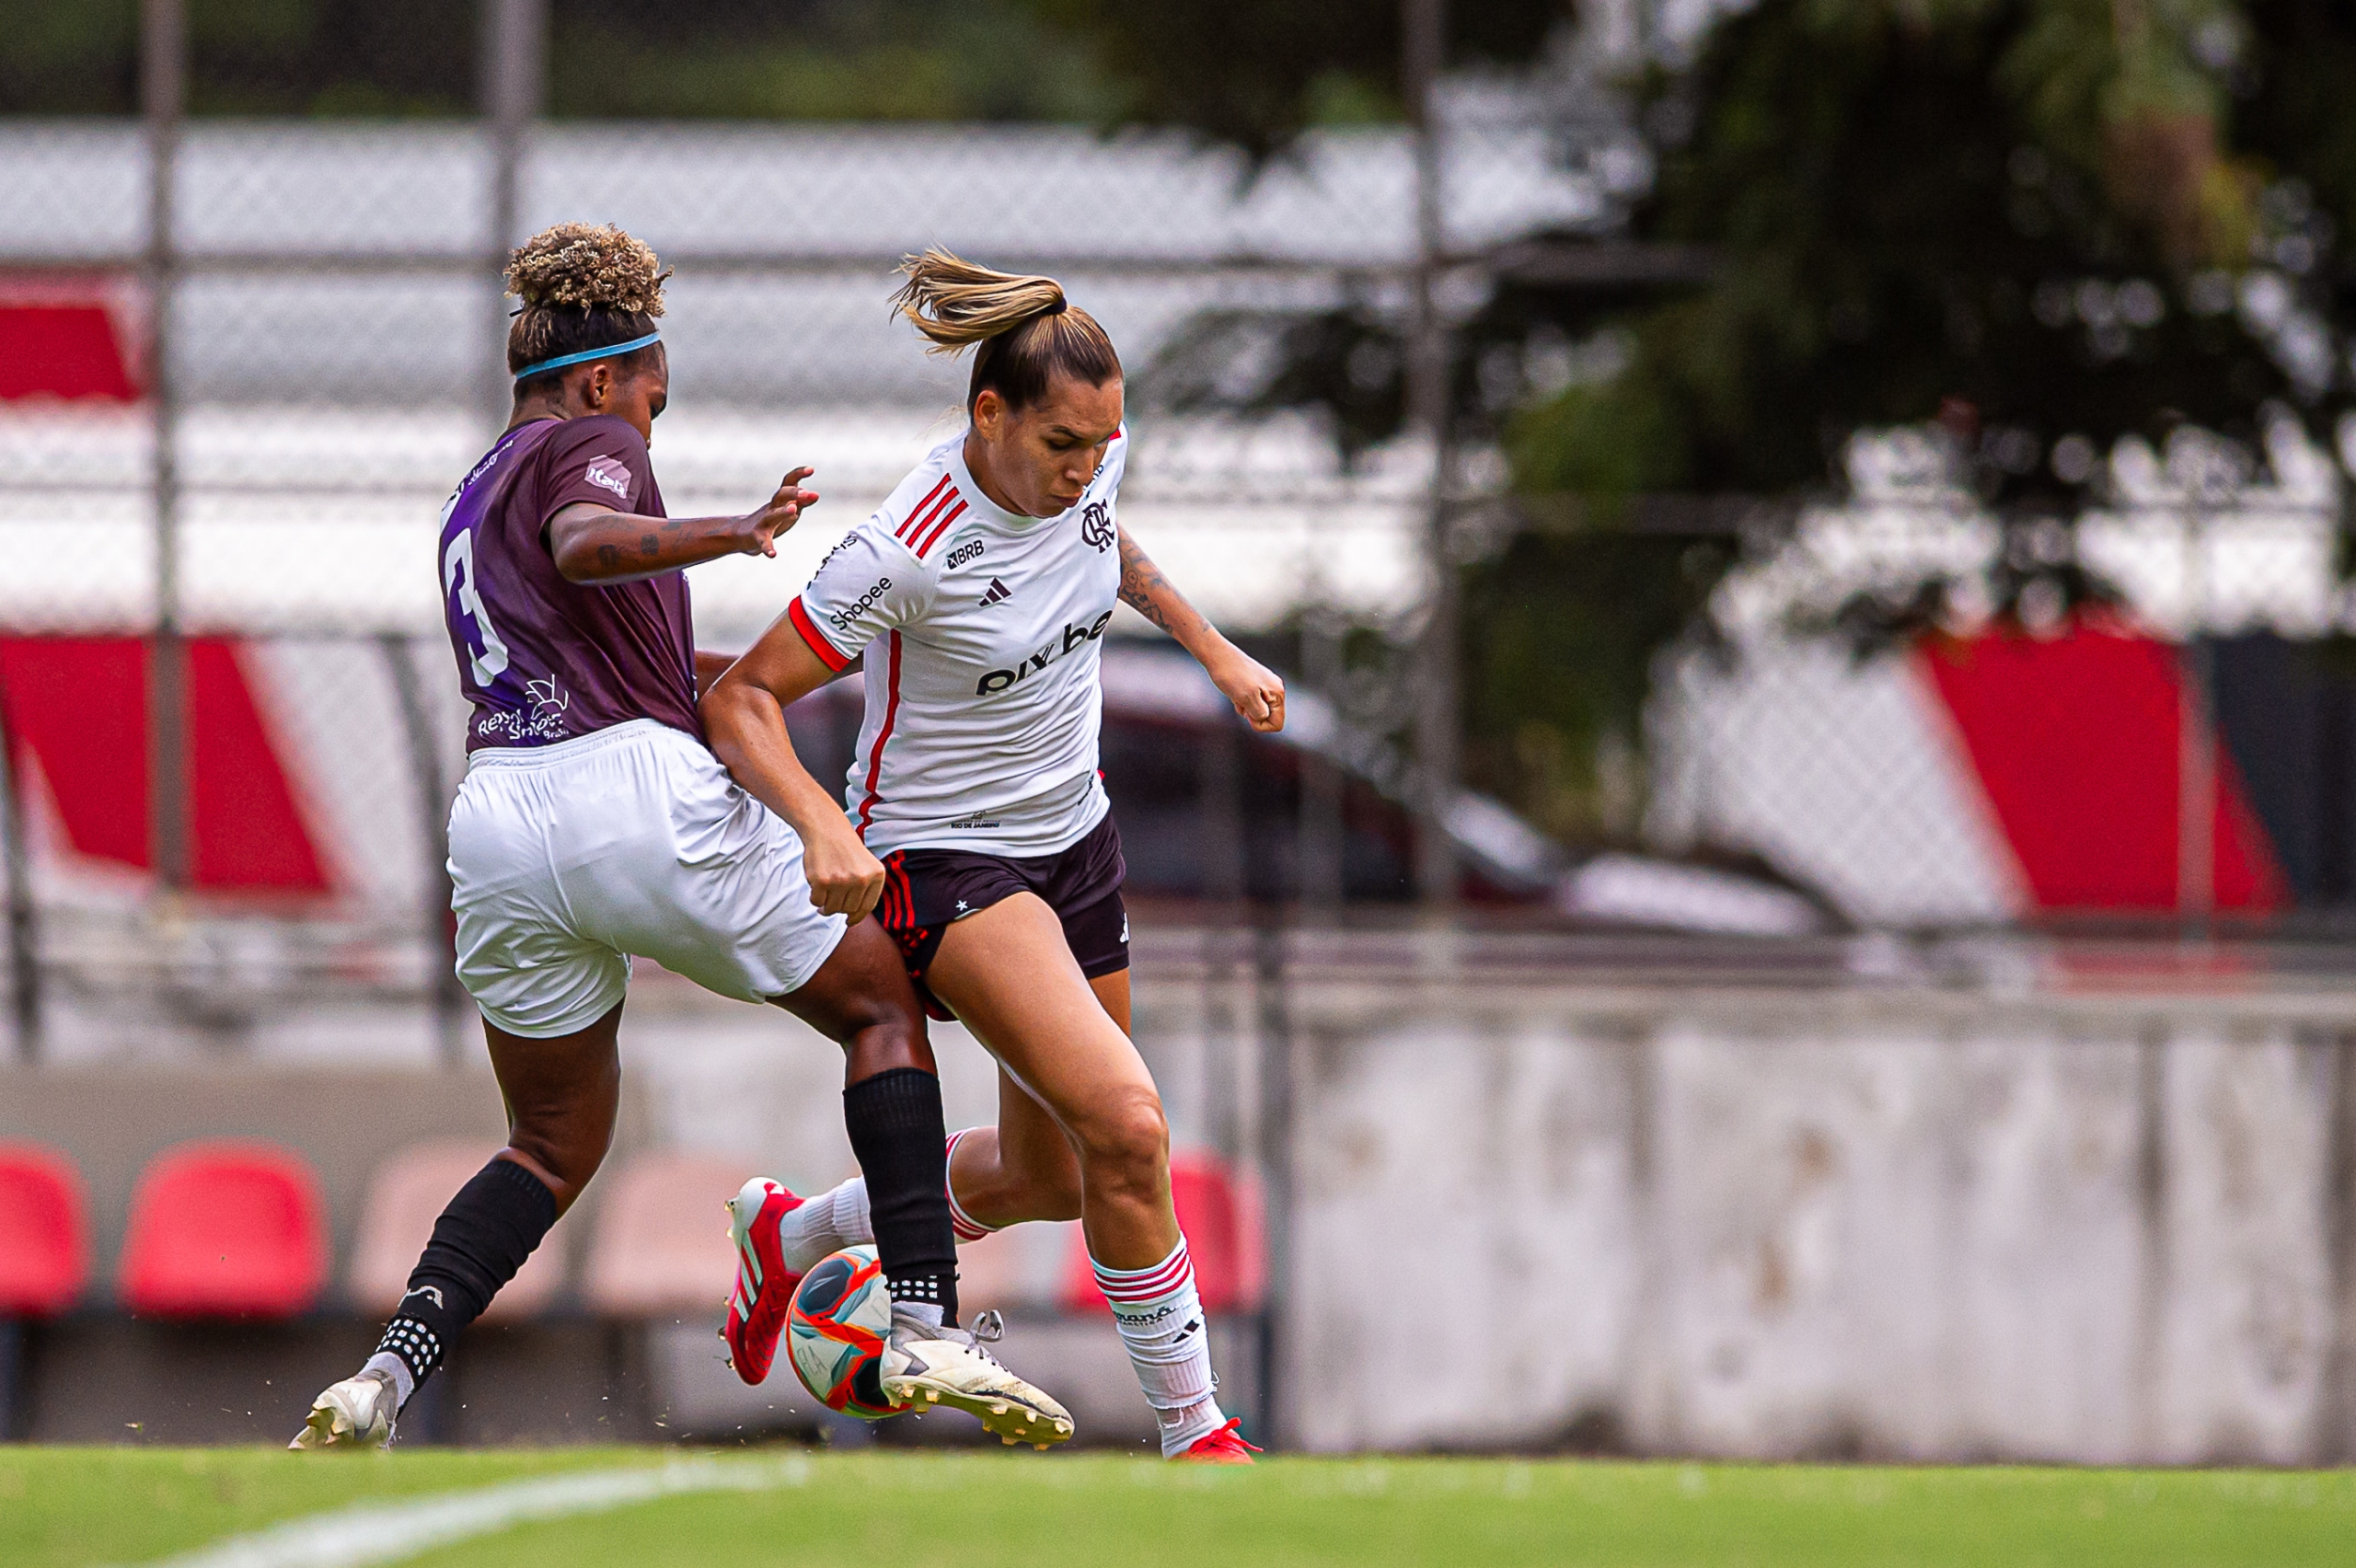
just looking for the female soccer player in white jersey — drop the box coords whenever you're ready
[291,227,1068,1451]
[701,250,1286,1462]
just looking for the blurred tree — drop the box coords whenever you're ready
[193,0,477,115]
[0,0,1116,121]
[547,0,1116,122]
[1512,0,2316,522]
[1151,0,2356,842]
[1489,0,2356,836]
[0,0,136,113]
[1015,0,1570,153]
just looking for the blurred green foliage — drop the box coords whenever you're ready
[0,0,1114,121]
[1478,0,2356,839]
[1015,0,1567,155]
[0,0,1575,132]
[1459,530,1734,842]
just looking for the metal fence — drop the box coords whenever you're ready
[6,0,2356,1074]
[0,0,1650,1063]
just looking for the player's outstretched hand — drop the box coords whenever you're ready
[804,820,886,922]
[738,466,819,558]
[1210,651,1287,733]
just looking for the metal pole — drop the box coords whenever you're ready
[383,634,468,1068]
[1199,711,1247,1156]
[2178,506,2215,934]
[1299,607,1346,915]
[481,0,548,431]
[1403,0,1458,907]
[143,0,190,894]
[0,679,40,1063]
[1250,903,1294,1450]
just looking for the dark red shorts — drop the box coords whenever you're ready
[875,813,1130,1020]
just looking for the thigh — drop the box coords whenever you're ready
[451,770,631,1040]
[1087,968,1131,1035]
[991,1061,1072,1168]
[482,1000,625,1215]
[926,893,1155,1129]
[769,916,937,1078]
[563,732,847,1003]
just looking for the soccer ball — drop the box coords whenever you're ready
[785,1244,906,1419]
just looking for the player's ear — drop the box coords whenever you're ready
[972,387,1003,441]
[581,363,610,412]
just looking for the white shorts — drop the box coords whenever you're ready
[448,719,848,1038]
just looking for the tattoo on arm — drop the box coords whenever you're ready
[640,532,661,557]
[1117,530,1179,636]
[596,543,621,571]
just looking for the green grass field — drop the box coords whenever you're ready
[5,1447,2355,1567]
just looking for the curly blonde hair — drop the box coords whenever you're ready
[506,223,669,315]
[505,223,671,386]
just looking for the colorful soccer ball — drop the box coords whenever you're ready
[785,1245,905,1419]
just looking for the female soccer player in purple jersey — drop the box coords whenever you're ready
[701,251,1285,1462]
[292,226,1068,1450]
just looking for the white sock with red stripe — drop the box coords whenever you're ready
[1093,1238,1223,1458]
[779,1131,999,1273]
[945,1127,999,1242]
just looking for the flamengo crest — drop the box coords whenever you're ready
[1080,499,1114,551]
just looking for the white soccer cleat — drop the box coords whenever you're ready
[288,1367,398,1450]
[880,1309,1075,1449]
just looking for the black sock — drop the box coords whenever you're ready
[843,1066,960,1328]
[370,1157,557,1403]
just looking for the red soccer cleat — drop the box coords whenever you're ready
[722,1177,804,1386]
[1180,1417,1262,1464]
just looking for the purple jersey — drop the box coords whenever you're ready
[437,415,699,752]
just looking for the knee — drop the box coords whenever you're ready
[505,1120,611,1205]
[846,1011,932,1078]
[1073,1087,1168,1195]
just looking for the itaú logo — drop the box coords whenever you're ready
[976,611,1114,695]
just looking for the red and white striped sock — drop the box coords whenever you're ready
[780,1131,997,1272]
[945,1128,998,1242]
[1093,1237,1223,1457]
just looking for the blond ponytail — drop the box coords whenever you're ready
[891,248,1069,353]
[890,248,1120,412]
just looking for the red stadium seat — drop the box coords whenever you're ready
[0,1143,92,1318]
[1057,1150,1264,1315]
[349,1142,566,1321]
[118,1141,329,1320]
[583,1152,745,1318]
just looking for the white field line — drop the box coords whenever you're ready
[138,1457,813,1568]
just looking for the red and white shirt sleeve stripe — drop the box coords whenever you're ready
[791,520,938,670]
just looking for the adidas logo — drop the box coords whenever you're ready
[977,576,1011,607]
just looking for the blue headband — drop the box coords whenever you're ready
[514,331,662,383]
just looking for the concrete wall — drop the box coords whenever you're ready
[1262,974,2356,1463]
[12,930,2356,1460]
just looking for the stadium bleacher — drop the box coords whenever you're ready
[0,1105,1265,1444]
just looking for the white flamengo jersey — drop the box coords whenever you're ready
[787,426,1126,859]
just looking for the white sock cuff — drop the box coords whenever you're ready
[779,1178,872,1274]
[1158,1397,1228,1455]
[832,1177,872,1244]
[944,1128,997,1242]
[363,1351,414,1410]
[1092,1238,1192,1305]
